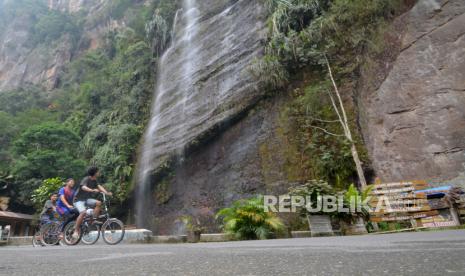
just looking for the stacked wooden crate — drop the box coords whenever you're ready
[457,195,465,224]
[369,181,437,224]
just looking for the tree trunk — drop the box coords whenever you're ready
[350,143,367,190]
[325,56,367,190]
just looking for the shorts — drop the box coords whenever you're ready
[62,208,79,220]
[74,198,98,213]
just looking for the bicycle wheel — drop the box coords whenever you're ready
[81,223,100,245]
[32,229,44,247]
[41,222,61,246]
[63,221,82,246]
[101,219,125,245]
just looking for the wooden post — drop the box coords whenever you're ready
[410,218,417,229]
[450,206,461,226]
[19,222,25,236]
[11,221,16,237]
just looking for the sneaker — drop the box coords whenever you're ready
[72,232,79,240]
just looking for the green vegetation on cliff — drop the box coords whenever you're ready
[255,0,405,188]
[0,0,180,213]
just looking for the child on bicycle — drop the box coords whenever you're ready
[56,178,79,232]
[40,193,59,225]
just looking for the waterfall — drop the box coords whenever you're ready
[170,9,181,41]
[135,0,199,228]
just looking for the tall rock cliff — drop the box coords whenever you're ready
[358,0,465,186]
[0,1,68,91]
[0,0,120,91]
[136,0,271,231]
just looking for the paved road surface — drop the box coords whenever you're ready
[1,230,465,275]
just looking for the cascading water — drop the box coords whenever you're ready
[135,0,199,228]
[133,0,266,232]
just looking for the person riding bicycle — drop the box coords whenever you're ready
[40,193,59,225]
[73,166,112,239]
[56,178,79,232]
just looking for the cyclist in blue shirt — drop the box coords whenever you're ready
[56,178,79,231]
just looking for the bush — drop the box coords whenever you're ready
[249,55,288,91]
[216,196,285,240]
[288,179,334,214]
[31,178,63,210]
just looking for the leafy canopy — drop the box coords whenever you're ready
[12,123,85,182]
[13,123,80,156]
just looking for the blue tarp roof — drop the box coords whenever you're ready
[414,186,452,194]
[414,186,453,198]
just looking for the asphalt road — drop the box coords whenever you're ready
[1,230,465,275]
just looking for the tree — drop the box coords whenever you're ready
[307,57,367,189]
[0,86,50,115]
[0,171,14,211]
[13,150,85,181]
[0,112,17,170]
[324,56,367,189]
[12,123,86,181]
[13,123,80,156]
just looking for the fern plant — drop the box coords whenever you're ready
[337,183,373,222]
[216,196,285,240]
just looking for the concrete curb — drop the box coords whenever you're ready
[5,237,32,246]
[0,229,363,246]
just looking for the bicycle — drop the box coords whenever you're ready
[32,220,61,247]
[41,221,62,246]
[32,224,44,247]
[32,212,63,247]
[63,193,125,246]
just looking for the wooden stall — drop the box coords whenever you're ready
[0,211,34,237]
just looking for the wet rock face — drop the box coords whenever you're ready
[136,0,270,231]
[359,0,465,183]
[141,0,267,172]
[150,96,298,234]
